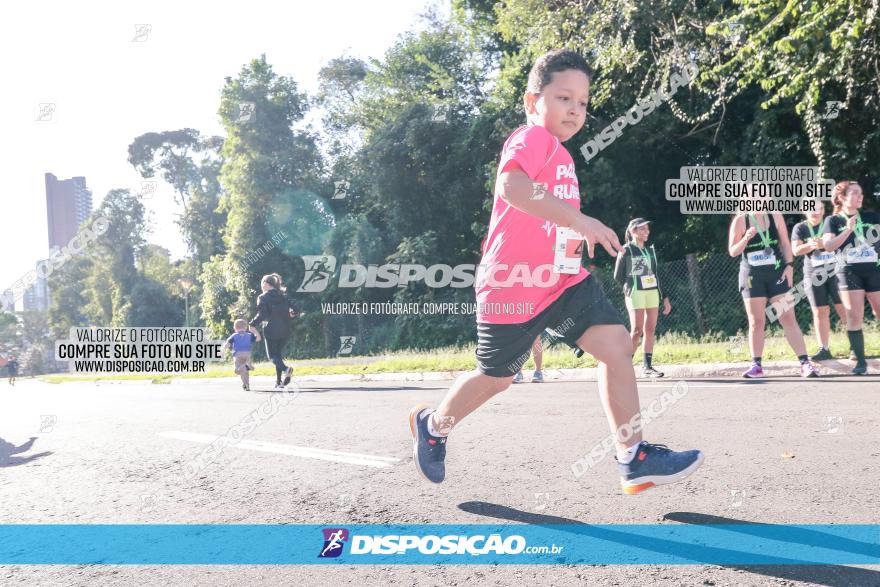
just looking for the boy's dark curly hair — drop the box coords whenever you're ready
[527,49,594,94]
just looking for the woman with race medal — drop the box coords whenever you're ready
[791,205,846,360]
[614,218,671,378]
[821,181,880,375]
[728,201,819,378]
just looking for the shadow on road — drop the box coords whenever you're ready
[0,437,52,468]
[458,501,879,587]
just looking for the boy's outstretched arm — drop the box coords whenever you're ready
[498,166,622,258]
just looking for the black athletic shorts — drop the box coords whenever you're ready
[836,269,880,293]
[475,275,625,377]
[739,265,789,299]
[804,271,841,308]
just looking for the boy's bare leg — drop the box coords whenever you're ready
[433,371,515,432]
[575,324,643,450]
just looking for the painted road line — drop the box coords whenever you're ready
[158,431,401,468]
[637,384,748,388]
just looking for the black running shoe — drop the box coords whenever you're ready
[810,348,833,361]
[282,366,293,386]
[618,441,704,495]
[642,366,664,378]
[408,405,447,483]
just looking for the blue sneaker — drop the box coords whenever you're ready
[618,441,704,495]
[408,405,447,483]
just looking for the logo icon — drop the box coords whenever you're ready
[825,415,843,434]
[727,335,746,354]
[730,488,746,508]
[35,103,56,122]
[39,415,57,433]
[132,24,152,42]
[727,22,744,45]
[820,101,844,121]
[531,182,548,200]
[319,528,349,558]
[137,181,157,200]
[332,180,349,200]
[337,336,356,356]
[297,255,336,293]
[236,102,255,123]
[534,492,550,511]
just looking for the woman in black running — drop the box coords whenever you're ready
[249,273,296,389]
[821,181,880,375]
[728,194,818,378]
[6,356,18,386]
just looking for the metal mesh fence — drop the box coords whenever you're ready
[590,252,877,339]
[292,252,878,358]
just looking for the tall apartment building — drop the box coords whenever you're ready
[45,173,92,250]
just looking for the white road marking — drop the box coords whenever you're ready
[637,384,747,388]
[158,431,401,468]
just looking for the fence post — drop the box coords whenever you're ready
[685,253,707,335]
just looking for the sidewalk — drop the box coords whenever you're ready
[208,358,880,384]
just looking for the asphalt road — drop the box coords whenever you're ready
[1,374,878,586]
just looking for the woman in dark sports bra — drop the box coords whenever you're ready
[821,181,880,375]
[728,197,818,379]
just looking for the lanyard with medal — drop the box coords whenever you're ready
[841,212,880,266]
[842,212,866,242]
[749,213,780,269]
[807,220,834,266]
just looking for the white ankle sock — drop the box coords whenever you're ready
[616,442,642,464]
[426,412,448,437]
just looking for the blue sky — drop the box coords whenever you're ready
[0,0,437,295]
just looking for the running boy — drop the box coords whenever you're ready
[224,319,261,391]
[409,49,704,495]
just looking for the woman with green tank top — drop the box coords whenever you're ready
[614,218,671,378]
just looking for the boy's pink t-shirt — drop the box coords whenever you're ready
[476,124,589,324]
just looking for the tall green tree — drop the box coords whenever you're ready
[201,54,328,337]
[128,130,227,265]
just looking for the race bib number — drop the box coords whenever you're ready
[846,245,878,264]
[553,227,583,274]
[746,251,776,267]
[811,251,836,265]
[639,274,658,289]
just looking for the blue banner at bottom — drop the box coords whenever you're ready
[0,524,878,565]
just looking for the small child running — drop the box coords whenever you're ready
[224,319,261,391]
